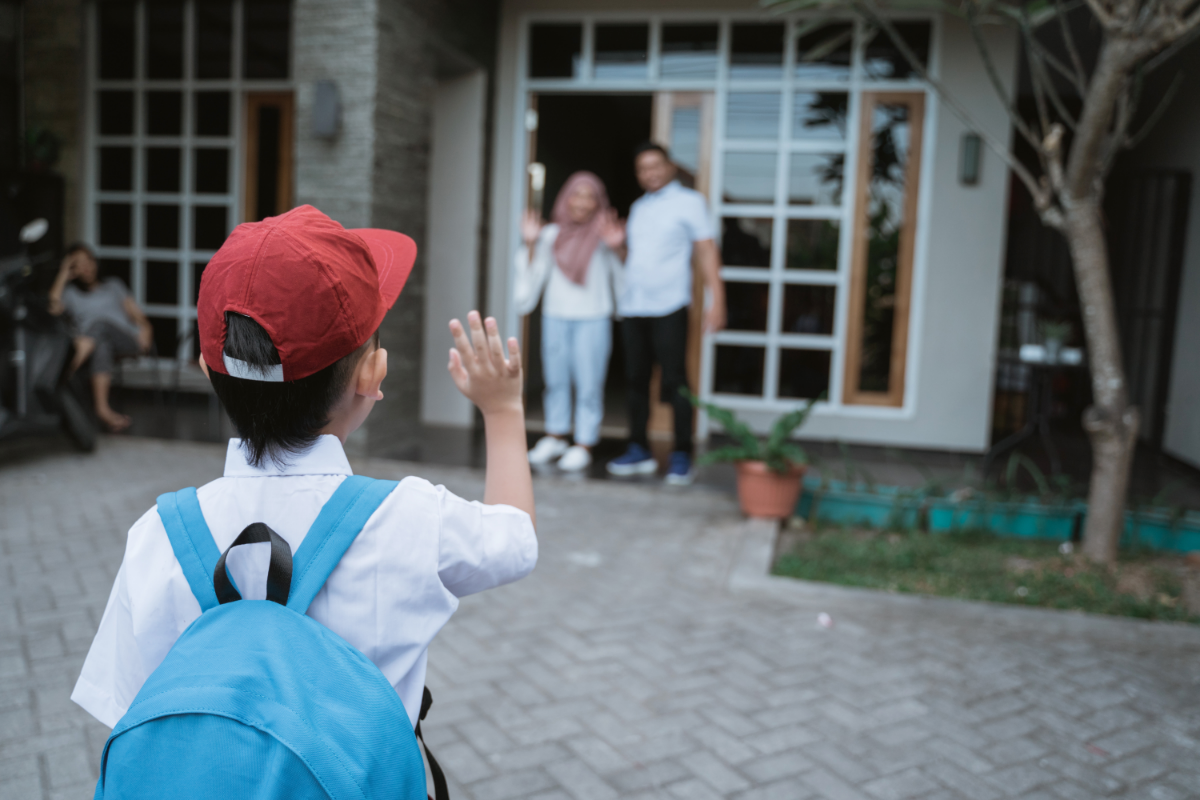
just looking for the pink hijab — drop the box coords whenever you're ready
[551,171,610,285]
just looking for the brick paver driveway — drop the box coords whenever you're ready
[2,436,1198,800]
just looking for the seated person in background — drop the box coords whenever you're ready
[49,243,153,432]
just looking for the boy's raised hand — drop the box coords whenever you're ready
[448,311,523,416]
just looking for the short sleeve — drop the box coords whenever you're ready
[683,191,714,242]
[433,484,537,598]
[71,561,146,728]
[61,284,82,316]
[105,276,131,298]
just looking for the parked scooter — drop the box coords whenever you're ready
[0,219,97,451]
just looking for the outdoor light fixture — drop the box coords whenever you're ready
[312,81,342,139]
[960,132,982,186]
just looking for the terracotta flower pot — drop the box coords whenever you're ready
[736,460,807,519]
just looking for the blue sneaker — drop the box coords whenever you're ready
[606,443,658,476]
[665,451,694,486]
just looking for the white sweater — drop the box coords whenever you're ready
[513,225,624,320]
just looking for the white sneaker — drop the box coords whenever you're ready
[528,436,569,465]
[557,445,592,472]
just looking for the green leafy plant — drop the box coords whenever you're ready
[683,388,819,474]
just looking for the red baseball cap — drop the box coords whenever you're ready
[198,205,416,381]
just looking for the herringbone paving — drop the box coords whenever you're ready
[2,436,1198,799]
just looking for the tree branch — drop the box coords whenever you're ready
[1124,69,1183,148]
[1054,0,1091,91]
[1083,0,1121,28]
[964,6,1044,148]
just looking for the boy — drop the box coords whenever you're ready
[71,205,537,733]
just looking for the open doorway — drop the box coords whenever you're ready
[524,93,653,437]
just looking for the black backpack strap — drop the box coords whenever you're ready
[415,686,449,800]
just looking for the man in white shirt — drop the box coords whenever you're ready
[607,143,726,485]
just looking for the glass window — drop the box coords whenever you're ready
[194,149,230,194]
[795,22,852,82]
[243,0,291,79]
[786,220,839,271]
[99,91,135,136]
[594,24,648,79]
[714,345,765,396]
[145,260,179,305]
[661,23,719,78]
[725,93,781,140]
[98,2,136,80]
[529,23,582,79]
[194,205,229,250]
[725,282,770,331]
[730,23,784,79]
[148,316,179,357]
[145,147,181,193]
[98,203,132,247]
[99,147,133,192]
[783,284,836,334]
[145,204,180,249]
[778,349,831,399]
[671,107,701,174]
[146,0,184,80]
[196,0,234,79]
[721,218,772,268]
[146,91,183,136]
[192,261,207,305]
[195,92,231,136]
[793,92,848,141]
[723,153,777,204]
[788,153,843,206]
[99,258,131,287]
[864,22,931,81]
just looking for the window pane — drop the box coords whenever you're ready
[529,23,582,79]
[145,260,179,305]
[864,22,931,81]
[783,284,836,334]
[795,22,852,82]
[148,316,179,358]
[714,345,765,396]
[793,92,848,141]
[725,92,780,140]
[98,2,135,80]
[146,0,184,79]
[723,153,776,204]
[788,153,842,206]
[146,91,183,136]
[145,204,180,249]
[243,0,291,79]
[721,217,772,267]
[195,92,231,136]
[192,261,207,305]
[99,147,133,191]
[594,24,648,79]
[194,205,229,250]
[858,102,914,393]
[725,282,770,332]
[194,149,230,194]
[99,91,135,135]
[671,107,701,175]
[778,349,831,399]
[98,203,132,246]
[661,23,718,78]
[146,147,181,193]
[99,258,131,287]
[196,0,234,79]
[730,23,784,79]
[786,219,840,271]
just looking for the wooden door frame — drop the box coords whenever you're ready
[842,91,924,407]
[243,92,295,222]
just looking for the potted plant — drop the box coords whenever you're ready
[686,390,818,519]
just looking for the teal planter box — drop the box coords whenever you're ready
[795,479,924,530]
[1123,509,1200,553]
[925,498,1082,541]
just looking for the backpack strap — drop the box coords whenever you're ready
[417,687,449,800]
[286,475,399,614]
[156,488,222,612]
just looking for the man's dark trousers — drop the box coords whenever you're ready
[621,307,692,454]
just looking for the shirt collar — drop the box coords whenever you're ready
[223,435,354,477]
[645,179,681,199]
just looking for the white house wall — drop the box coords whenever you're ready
[489,2,1018,452]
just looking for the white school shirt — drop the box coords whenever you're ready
[620,180,715,318]
[512,224,624,320]
[71,435,537,730]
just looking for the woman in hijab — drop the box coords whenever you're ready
[514,171,626,472]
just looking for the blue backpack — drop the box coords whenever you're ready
[94,475,448,800]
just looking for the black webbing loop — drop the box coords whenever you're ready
[415,686,449,800]
[213,523,293,606]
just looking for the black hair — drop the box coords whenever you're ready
[64,241,96,260]
[207,312,379,468]
[634,141,671,162]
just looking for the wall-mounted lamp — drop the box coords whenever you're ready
[312,80,341,139]
[960,132,982,186]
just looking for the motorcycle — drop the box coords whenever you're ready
[0,219,97,451]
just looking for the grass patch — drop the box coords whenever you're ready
[773,523,1200,623]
